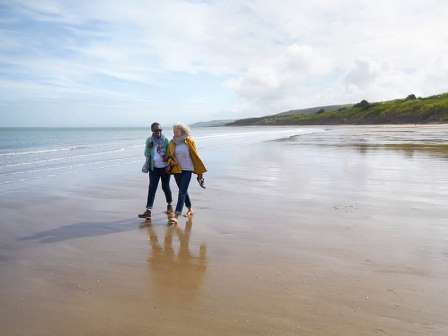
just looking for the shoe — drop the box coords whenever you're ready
[168,212,179,225]
[167,204,173,214]
[138,209,151,219]
[185,208,193,217]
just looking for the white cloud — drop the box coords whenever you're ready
[1,0,448,125]
[345,60,377,90]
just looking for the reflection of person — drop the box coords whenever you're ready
[167,123,207,223]
[138,122,173,219]
[146,218,207,294]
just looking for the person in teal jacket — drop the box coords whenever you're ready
[138,122,173,219]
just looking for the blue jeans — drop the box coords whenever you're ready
[174,170,192,214]
[146,167,172,209]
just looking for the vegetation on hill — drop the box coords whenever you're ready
[227,93,448,126]
[190,119,235,127]
[271,104,349,117]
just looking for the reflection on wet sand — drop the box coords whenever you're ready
[286,143,448,160]
[276,125,448,160]
[144,218,207,301]
[354,143,448,159]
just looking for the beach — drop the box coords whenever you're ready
[0,125,447,335]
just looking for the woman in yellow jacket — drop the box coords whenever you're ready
[167,123,207,223]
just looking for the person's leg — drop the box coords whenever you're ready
[139,169,161,218]
[184,190,192,209]
[171,173,181,220]
[175,172,192,213]
[160,169,173,212]
[174,171,192,216]
[184,191,193,216]
[174,173,181,187]
[146,169,161,209]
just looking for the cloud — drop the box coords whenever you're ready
[345,60,377,90]
[1,0,448,125]
[226,43,335,112]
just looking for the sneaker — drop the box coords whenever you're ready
[138,209,151,219]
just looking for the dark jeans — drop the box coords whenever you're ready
[174,170,192,214]
[146,167,172,209]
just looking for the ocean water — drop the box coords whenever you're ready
[1,125,447,197]
[0,125,448,193]
[0,126,312,195]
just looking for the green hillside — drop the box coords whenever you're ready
[228,93,448,126]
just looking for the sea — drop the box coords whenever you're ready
[1,125,447,197]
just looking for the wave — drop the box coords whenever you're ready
[0,128,310,158]
[0,147,130,169]
[0,139,143,158]
[195,128,323,141]
[270,128,327,142]
[0,145,88,157]
[0,155,140,177]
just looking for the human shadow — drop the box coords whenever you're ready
[19,217,140,243]
[145,217,207,297]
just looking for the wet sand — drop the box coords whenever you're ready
[1,125,448,335]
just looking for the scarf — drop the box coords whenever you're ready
[151,134,167,156]
[152,134,166,145]
[173,135,188,145]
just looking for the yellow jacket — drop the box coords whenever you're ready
[167,137,207,175]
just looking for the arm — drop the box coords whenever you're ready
[187,137,207,178]
[162,138,170,162]
[189,138,198,151]
[166,141,178,166]
[144,138,153,158]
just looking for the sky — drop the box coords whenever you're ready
[0,0,447,127]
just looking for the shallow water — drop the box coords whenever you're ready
[0,126,308,193]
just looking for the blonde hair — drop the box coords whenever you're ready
[173,122,191,136]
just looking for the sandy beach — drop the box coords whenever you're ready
[0,125,447,335]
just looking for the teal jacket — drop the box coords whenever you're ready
[144,137,170,171]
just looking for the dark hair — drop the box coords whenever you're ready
[151,122,161,131]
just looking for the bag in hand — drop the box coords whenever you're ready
[142,157,150,173]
